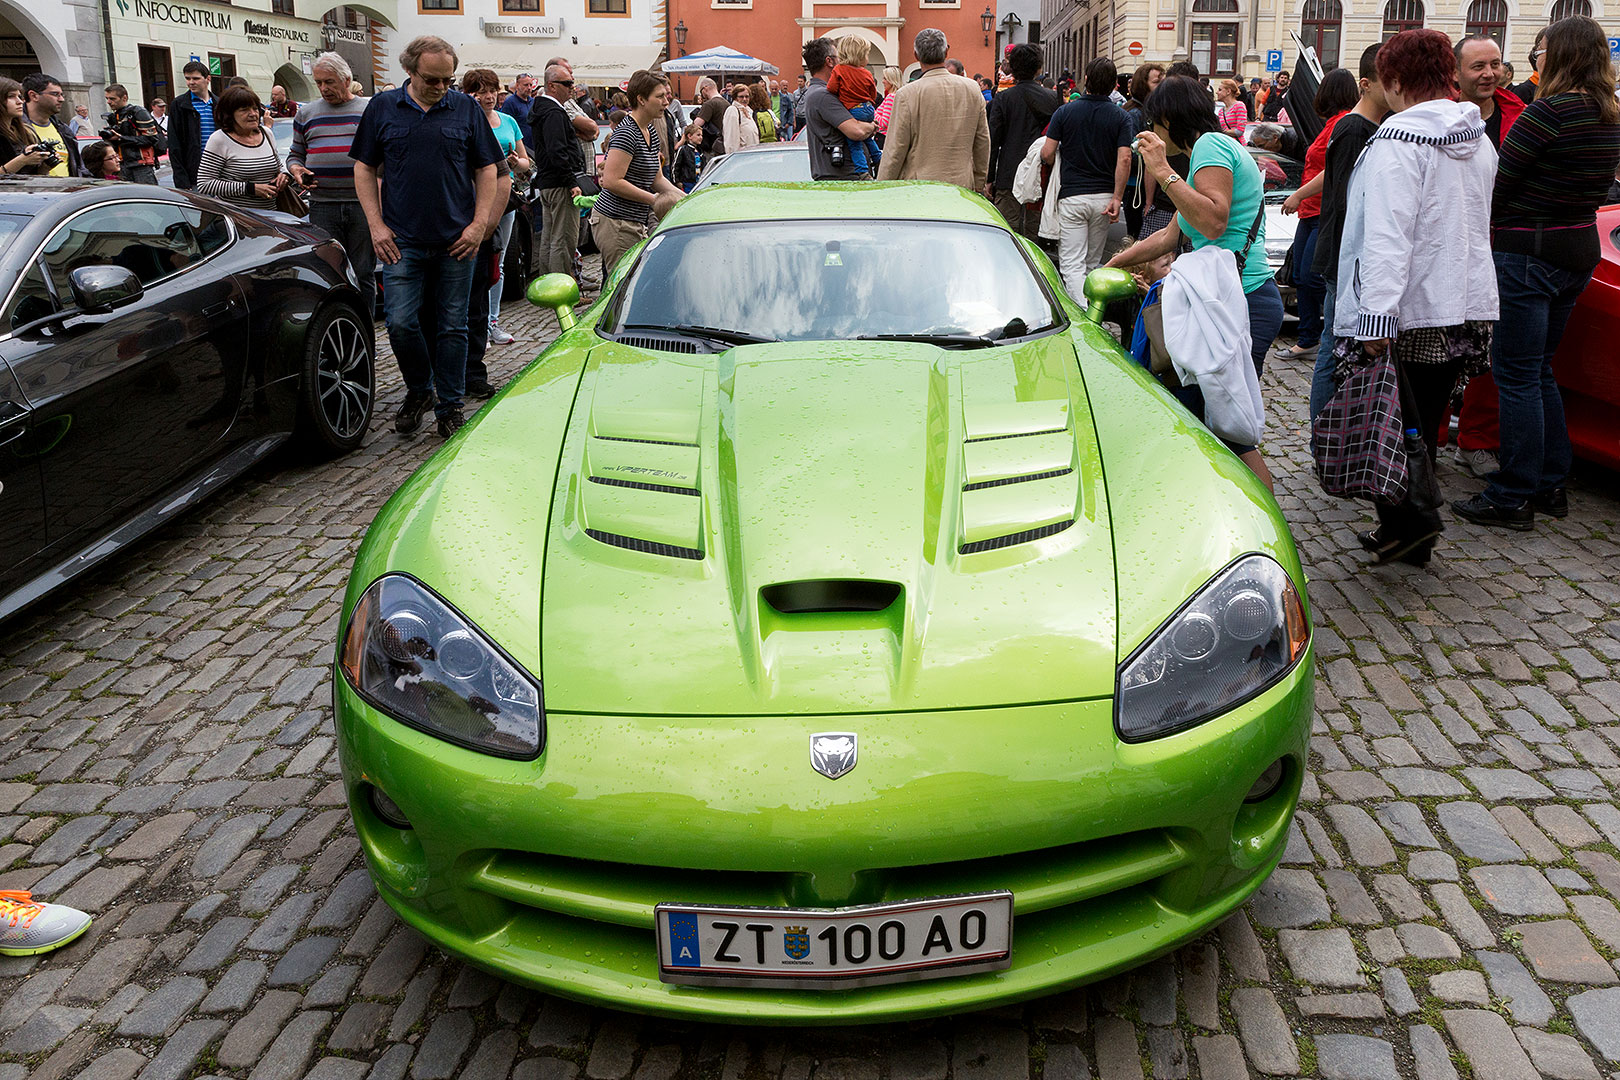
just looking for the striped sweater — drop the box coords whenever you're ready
[196,129,284,210]
[288,96,369,204]
[1493,92,1620,274]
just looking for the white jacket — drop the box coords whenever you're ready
[1012,139,1063,240]
[1161,245,1266,447]
[1334,99,1500,340]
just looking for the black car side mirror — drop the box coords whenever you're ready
[69,265,143,314]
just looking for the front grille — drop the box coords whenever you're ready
[962,468,1074,493]
[588,476,700,497]
[468,829,1189,931]
[959,519,1075,555]
[586,529,703,561]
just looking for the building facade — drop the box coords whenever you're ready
[665,0,1000,99]
[1042,0,1608,82]
[384,0,663,91]
[0,0,104,106]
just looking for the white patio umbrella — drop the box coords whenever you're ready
[661,46,781,76]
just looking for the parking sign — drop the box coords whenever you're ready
[1610,37,1620,65]
[1266,49,1283,72]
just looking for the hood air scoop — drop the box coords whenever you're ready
[957,393,1080,555]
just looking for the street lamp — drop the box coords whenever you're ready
[981,6,995,46]
[674,19,688,56]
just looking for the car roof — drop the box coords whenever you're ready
[658,181,1011,230]
[0,177,195,216]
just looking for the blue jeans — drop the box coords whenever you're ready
[1311,282,1339,421]
[383,245,477,418]
[1483,251,1590,507]
[1292,216,1326,349]
[846,103,881,174]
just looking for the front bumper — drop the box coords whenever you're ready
[333,646,1313,1023]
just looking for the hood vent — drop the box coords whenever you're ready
[585,529,704,561]
[762,579,902,614]
[963,467,1073,493]
[588,476,700,497]
[614,335,704,354]
[964,426,1068,444]
[959,520,1074,555]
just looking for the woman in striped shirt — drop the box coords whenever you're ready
[1454,15,1620,528]
[591,70,684,281]
[195,84,288,212]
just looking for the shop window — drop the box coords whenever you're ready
[1381,0,1423,37]
[1465,0,1507,47]
[1547,0,1590,18]
[1301,0,1341,68]
[1190,22,1238,75]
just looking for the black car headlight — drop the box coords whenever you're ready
[1116,554,1308,742]
[339,574,543,759]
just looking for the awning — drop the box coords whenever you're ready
[455,42,663,85]
[660,46,779,75]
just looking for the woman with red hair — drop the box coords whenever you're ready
[1328,28,1499,567]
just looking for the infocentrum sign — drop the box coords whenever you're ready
[114,0,234,29]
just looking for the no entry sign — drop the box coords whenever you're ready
[1128,41,1144,55]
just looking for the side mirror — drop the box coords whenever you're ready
[527,272,581,331]
[68,265,143,314]
[1081,267,1135,325]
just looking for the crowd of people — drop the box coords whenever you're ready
[0,20,1614,566]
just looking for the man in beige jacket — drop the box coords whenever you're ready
[876,28,990,190]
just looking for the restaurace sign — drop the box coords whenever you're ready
[243,19,312,43]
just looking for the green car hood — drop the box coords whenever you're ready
[540,334,1118,715]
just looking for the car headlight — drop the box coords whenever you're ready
[339,574,543,759]
[1116,554,1308,742]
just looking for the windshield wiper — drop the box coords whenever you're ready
[621,323,780,346]
[855,333,996,349]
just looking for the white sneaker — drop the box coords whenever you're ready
[0,891,91,955]
[488,322,515,346]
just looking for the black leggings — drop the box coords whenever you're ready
[1374,357,1462,545]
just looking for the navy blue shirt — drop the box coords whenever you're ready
[499,92,536,152]
[350,88,503,247]
[1046,94,1133,198]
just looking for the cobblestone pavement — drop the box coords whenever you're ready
[5,288,1620,1080]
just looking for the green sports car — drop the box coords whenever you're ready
[334,182,1314,1023]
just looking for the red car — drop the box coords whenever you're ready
[1556,205,1620,470]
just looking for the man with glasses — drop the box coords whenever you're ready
[530,62,585,280]
[352,35,503,439]
[549,57,600,179]
[500,71,538,154]
[20,74,78,179]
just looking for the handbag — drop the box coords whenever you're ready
[275,183,308,218]
[1311,343,1407,505]
[1274,242,1294,289]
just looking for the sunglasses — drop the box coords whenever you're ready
[416,74,454,87]
[552,78,575,87]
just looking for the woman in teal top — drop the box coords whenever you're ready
[465,68,532,344]
[1107,75,1284,492]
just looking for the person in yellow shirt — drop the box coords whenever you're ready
[20,74,77,178]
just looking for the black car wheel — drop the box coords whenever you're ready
[502,219,532,302]
[299,303,374,454]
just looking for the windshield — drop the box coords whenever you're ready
[696,148,811,189]
[0,214,28,258]
[601,220,1061,343]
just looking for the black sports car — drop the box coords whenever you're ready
[0,179,374,621]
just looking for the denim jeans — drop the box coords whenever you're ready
[383,245,477,418]
[1292,216,1326,349]
[419,241,495,391]
[1310,282,1338,421]
[310,201,377,319]
[1483,251,1590,507]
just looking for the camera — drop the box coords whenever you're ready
[98,127,117,141]
[829,141,846,168]
[25,142,61,167]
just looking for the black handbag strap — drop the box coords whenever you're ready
[1233,194,1266,273]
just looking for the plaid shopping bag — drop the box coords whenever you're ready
[1312,344,1408,506]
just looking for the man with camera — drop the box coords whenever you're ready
[101,84,161,185]
[20,74,78,179]
[801,36,877,181]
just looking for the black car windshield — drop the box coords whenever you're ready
[601,220,1061,344]
[0,214,29,257]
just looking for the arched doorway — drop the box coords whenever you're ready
[320,4,394,95]
[0,5,70,85]
[273,62,316,101]
[817,26,895,85]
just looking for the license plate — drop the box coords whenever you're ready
[655,892,1013,989]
